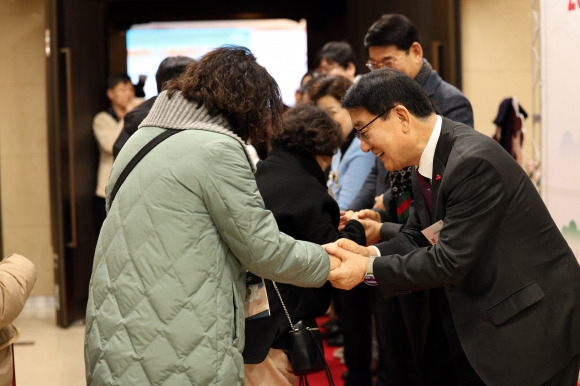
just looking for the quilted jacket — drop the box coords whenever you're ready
[84,91,330,385]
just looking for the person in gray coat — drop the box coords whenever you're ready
[84,46,338,386]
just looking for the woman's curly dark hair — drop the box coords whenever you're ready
[271,104,342,157]
[307,74,353,104]
[164,45,284,144]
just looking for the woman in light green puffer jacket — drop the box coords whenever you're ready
[84,46,336,386]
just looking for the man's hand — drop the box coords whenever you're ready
[334,238,374,256]
[329,253,341,271]
[356,219,382,246]
[373,194,386,211]
[355,209,381,223]
[324,239,374,290]
[338,210,355,231]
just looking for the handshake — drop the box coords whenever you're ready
[339,209,384,246]
[325,238,376,290]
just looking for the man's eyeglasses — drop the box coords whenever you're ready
[353,113,385,141]
[365,51,406,71]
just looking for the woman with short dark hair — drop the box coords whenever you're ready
[244,104,366,385]
[85,46,335,386]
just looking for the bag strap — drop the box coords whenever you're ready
[271,281,295,330]
[109,128,181,207]
[309,328,336,386]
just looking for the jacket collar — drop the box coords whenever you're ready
[413,117,454,225]
[263,147,326,186]
[140,90,257,172]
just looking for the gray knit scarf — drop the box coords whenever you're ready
[414,58,432,87]
[140,90,257,173]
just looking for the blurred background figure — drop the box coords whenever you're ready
[294,70,315,105]
[92,72,140,227]
[492,96,527,166]
[315,41,359,82]
[113,56,195,158]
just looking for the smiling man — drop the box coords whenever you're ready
[326,68,580,386]
[350,14,477,386]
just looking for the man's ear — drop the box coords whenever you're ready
[409,42,423,63]
[106,88,114,101]
[393,105,411,131]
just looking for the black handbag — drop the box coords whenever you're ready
[272,281,335,386]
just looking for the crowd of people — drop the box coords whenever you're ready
[86,12,580,386]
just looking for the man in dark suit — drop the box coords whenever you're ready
[344,13,476,386]
[348,11,474,243]
[326,68,580,386]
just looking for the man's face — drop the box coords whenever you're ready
[349,106,414,171]
[316,58,355,81]
[367,44,421,79]
[107,81,135,110]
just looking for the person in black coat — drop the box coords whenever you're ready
[244,104,366,385]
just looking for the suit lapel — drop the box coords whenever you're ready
[431,119,454,219]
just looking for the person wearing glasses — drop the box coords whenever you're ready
[364,13,473,127]
[340,13,476,386]
[346,12,475,232]
[326,67,580,386]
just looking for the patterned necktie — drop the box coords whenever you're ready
[416,170,432,212]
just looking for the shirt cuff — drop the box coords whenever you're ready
[371,245,380,256]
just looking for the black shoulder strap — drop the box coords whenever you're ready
[109,129,181,207]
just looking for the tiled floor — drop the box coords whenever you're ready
[10,297,580,386]
[13,297,85,386]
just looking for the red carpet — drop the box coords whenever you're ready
[308,316,580,386]
[308,316,346,386]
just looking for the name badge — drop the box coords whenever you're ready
[421,220,444,245]
[244,272,271,320]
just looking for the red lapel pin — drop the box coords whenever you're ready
[435,174,442,181]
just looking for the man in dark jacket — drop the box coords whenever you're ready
[112,56,194,158]
[342,14,476,386]
[328,68,580,386]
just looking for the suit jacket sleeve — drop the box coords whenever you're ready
[374,156,506,298]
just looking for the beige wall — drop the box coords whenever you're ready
[0,0,53,296]
[461,0,536,165]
